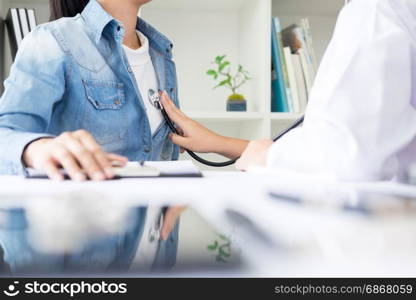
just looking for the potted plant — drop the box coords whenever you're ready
[206,55,251,112]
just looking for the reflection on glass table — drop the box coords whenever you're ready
[0,194,243,276]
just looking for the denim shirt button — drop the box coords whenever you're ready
[144,147,150,153]
[127,66,133,73]
[114,100,120,105]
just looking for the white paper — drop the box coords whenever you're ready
[142,160,201,176]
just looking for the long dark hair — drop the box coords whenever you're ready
[49,0,90,21]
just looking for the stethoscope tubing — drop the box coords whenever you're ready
[161,106,305,168]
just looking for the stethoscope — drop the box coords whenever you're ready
[148,89,305,167]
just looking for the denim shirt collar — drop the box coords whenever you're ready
[81,0,173,58]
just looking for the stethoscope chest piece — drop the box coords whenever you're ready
[148,88,162,110]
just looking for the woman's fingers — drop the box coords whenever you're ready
[161,206,186,241]
[52,145,87,181]
[169,133,190,149]
[43,158,64,181]
[160,92,187,127]
[163,91,186,117]
[73,130,113,179]
[106,153,128,166]
[23,131,129,181]
[56,132,101,180]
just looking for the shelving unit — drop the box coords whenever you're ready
[0,0,345,169]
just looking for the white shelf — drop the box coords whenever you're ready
[185,111,303,121]
[185,111,265,121]
[144,0,251,12]
[270,112,303,120]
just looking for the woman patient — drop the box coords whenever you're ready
[0,0,181,273]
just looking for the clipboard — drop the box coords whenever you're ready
[25,161,203,180]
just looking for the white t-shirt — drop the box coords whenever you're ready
[123,32,163,270]
[122,31,163,134]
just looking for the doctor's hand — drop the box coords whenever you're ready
[160,92,249,159]
[160,92,223,153]
[160,206,186,241]
[236,139,273,171]
[23,130,128,181]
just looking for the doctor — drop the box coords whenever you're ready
[161,0,416,181]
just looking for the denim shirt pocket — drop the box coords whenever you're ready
[81,79,127,146]
[82,79,125,110]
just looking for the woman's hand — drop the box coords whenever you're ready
[23,130,128,181]
[160,92,224,153]
[160,92,249,158]
[160,206,186,241]
[236,139,273,171]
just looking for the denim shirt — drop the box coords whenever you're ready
[0,0,179,175]
[0,0,180,273]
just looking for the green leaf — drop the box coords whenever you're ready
[214,79,231,89]
[219,245,231,258]
[206,69,218,79]
[207,241,218,251]
[215,55,226,64]
[218,234,230,242]
[219,61,230,72]
[206,69,217,76]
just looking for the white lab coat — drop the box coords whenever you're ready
[267,0,416,181]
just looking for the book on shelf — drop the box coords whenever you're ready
[271,17,289,113]
[6,8,22,59]
[18,8,30,37]
[298,48,313,96]
[6,8,38,60]
[281,20,317,94]
[283,47,299,113]
[292,53,308,112]
[27,9,37,31]
[271,17,317,114]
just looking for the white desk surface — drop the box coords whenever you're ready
[1,170,416,277]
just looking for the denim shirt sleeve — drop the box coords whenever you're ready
[0,25,66,175]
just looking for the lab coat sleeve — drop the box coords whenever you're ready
[0,26,65,175]
[266,0,416,181]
